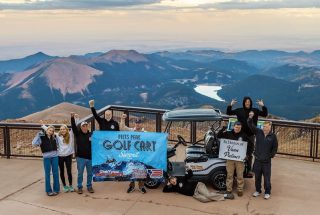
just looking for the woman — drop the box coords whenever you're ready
[42,124,75,192]
[57,125,75,192]
[32,125,60,196]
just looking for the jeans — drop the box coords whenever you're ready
[253,160,272,194]
[58,155,73,186]
[43,156,60,193]
[76,157,93,189]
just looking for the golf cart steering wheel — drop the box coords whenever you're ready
[177,135,187,146]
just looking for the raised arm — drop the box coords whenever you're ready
[226,99,237,115]
[247,112,259,135]
[89,100,103,125]
[70,112,79,136]
[120,113,133,131]
[256,99,268,117]
[185,169,193,180]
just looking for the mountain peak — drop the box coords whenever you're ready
[95,49,148,63]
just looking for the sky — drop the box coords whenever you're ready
[0,0,320,60]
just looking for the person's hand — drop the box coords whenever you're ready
[74,114,79,118]
[249,111,254,119]
[89,100,94,108]
[71,112,75,117]
[256,99,264,107]
[230,99,237,106]
[121,113,127,119]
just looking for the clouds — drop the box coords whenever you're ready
[0,0,161,10]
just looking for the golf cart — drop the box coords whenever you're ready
[145,108,229,190]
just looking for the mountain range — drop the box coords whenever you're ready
[0,49,319,120]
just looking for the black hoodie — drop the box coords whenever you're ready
[163,170,197,196]
[226,96,268,136]
[91,107,119,131]
[71,116,92,160]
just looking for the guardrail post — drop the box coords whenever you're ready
[316,129,319,160]
[125,110,129,127]
[91,118,96,131]
[156,113,162,132]
[4,127,11,159]
[190,122,197,143]
[310,129,314,161]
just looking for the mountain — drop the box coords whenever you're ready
[262,64,320,87]
[18,102,90,123]
[0,52,54,73]
[218,75,320,120]
[0,49,319,120]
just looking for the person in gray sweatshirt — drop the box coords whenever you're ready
[247,111,278,200]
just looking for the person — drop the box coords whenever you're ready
[41,124,75,193]
[217,121,250,199]
[226,96,268,176]
[71,112,94,194]
[89,100,119,131]
[248,111,278,200]
[163,169,225,202]
[32,125,60,196]
[120,113,147,194]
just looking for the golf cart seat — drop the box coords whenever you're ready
[185,155,209,163]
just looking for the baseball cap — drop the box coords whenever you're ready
[80,121,88,126]
[234,121,242,126]
[135,119,142,124]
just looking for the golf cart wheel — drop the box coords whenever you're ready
[144,179,161,189]
[210,168,227,191]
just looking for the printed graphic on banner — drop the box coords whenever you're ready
[218,138,247,161]
[92,131,167,182]
[227,118,264,131]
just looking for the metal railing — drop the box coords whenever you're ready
[1,105,319,161]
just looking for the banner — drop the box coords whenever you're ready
[92,131,167,182]
[218,138,247,162]
[227,118,264,131]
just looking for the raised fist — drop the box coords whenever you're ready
[89,100,95,108]
[230,99,237,106]
[121,113,127,119]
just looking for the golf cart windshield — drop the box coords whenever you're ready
[162,108,223,122]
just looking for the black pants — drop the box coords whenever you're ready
[58,155,73,186]
[247,135,255,172]
[253,160,271,194]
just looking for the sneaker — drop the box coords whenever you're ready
[52,192,58,196]
[127,186,135,193]
[47,192,55,196]
[237,191,243,197]
[77,188,83,194]
[69,186,75,192]
[223,192,235,200]
[87,187,95,193]
[63,186,69,193]
[264,194,271,200]
[252,191,261,197]
[139,187,147,194]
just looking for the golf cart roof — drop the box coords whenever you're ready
[162,108,222,122]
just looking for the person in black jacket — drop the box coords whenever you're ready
[71,112,94,194]
[163,170,225,202]
[226,96,268,176]
[248,111,278,200]
[217,122,250,199]
[89,100,119,131]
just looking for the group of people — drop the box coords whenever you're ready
[33,97,278,202]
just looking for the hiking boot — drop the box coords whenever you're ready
[264,194,271,200]
[87,187,95,193]
[252,191,261,197]
[63,186,69,193]
[223,192,235,200]
[237,191,243,197]
[69,186,75,192]
[127,186,135,193]
[139,187,147,194]
[77,188,83,194]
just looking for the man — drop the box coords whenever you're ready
[163,170,225,203]
[71,112,94,194]
[120,113,147,194]
[217,121,250,199]
[226,96,268,176]
[248,111,278,200]
[89,100,119,131]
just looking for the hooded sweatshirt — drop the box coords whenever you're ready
[163,170,197,196]
[226,96,268,136]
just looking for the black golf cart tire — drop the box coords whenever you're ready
[144,179,161,189]
[210,167,227,191]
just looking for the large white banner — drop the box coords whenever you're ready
[218,138,247,162]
